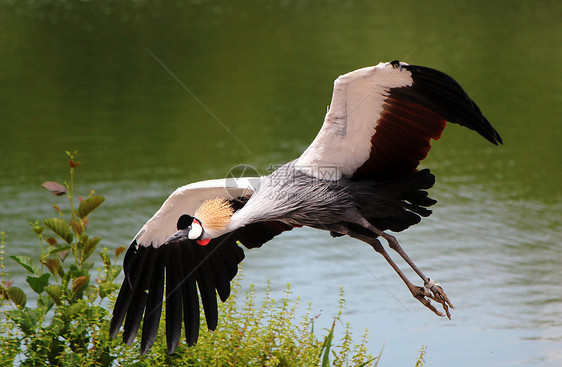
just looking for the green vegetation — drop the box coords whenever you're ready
[0,152,424,366]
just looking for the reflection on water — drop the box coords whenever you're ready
[1,0,561,366]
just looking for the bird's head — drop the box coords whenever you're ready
[179,214,204,240]
[166,198,234,247]
[167,214,210,246]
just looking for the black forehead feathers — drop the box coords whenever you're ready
[177,214,194,230]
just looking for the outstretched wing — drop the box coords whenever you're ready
[109,178,292,354]
[134,177,259,247]
[109,235,243,355]
[297,61,502,181]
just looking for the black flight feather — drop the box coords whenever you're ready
[123,246,155,344]
[111,214,291,354]
[140,249,165,354]
[165,244,183,354]
[392,62,503,145]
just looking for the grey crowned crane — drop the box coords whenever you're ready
[110,60,502,354]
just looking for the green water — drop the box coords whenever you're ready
[1,1,561,365]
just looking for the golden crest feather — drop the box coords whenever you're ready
[194,197,234,231]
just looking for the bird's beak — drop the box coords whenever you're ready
[165,229,190,244]
[165,218,204,245]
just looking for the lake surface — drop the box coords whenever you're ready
[1,1,561,365]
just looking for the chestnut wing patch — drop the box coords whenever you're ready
[352,62,502,181]
[353,98,446,181]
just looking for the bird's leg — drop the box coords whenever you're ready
[339,228,451,318]
[354,221,453,318]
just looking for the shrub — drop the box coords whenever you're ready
[0,151,123,366]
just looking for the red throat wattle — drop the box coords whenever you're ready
[197,238,210,246]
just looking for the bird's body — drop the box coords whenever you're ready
[229,160,354,229]
[230,160,436,231]
[110,61,502,354]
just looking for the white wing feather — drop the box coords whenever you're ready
[296,62,413,179]
[135,177,261,247]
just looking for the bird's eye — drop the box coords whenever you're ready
[187,225,192,231]
[177,214,194,230]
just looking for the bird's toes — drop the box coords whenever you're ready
[428,284,453,319]
[413,290,444,317]
[409,282,453,319]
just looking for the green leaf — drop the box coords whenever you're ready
[358,358,379,367]
[106,265,122,281]
[45,285,63,305]
[26,273,50,294]
[99,281,118,299]
[58,249,70,262]
[77,195,105,219]
[47,338,65,365]
[7,309,37,335]
[10,255,39,275]
[41,258,61,277]
[320,320,336,367]
[100,252,111,267]
[68,265,88,279]
[30,221,44,235]
[0,285,9,299]
[85,285,98,302]
[37,293,55,313]
[8,287,27,308]
[83,236,101,260]
[98,349,116,367]
[46,244,72,256]
[70,217,83,236]
[72,275,89,294]
[65,300,87,318]
[44,218,74,244]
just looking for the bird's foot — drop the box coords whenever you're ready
[408,278,454,319]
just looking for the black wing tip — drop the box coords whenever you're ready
[487,132,503,145]
[123,331,137,345]
[477,115,503,146]
[140,344,150,356]
[478,127,502,146]
[167,342,179,355]
[113,222,250,354]
[395,62,503,147]
[108,326,119,339]
[109,315,125,338]
[186,336,198,347]
[109,309,123,337]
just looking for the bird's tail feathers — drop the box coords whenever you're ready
[357,169,437,233]
[369,167,436,200]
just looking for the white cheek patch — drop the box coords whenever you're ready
[188,222,203,240]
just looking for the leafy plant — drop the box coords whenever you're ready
[0,151,124,366]
[415,345,427,367]
[108,282,380,366]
